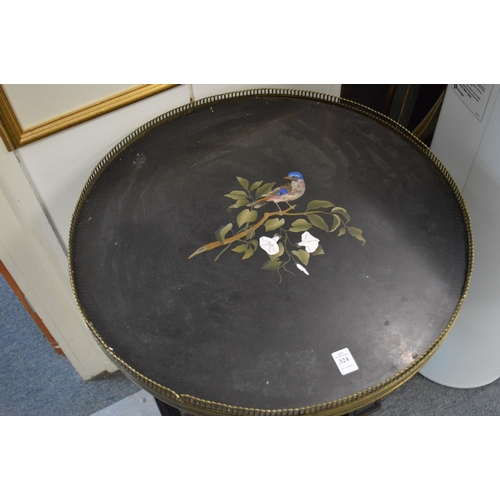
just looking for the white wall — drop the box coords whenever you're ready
[191,84,340,102]
[420,85,500,388]
[0,139,117,379]
[429,85,498,191]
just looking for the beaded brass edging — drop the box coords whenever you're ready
[68,88,474,416]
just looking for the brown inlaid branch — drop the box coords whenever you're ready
[188,206,295,259]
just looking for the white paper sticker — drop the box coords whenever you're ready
[453,84,493,121]
[332,348,359,375]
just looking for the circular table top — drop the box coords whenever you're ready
[69,89,473,415]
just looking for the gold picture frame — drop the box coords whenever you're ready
[0,84,178,151]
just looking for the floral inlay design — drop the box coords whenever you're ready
[189,172,365,281]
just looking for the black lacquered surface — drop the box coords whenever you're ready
[70,92,471,413]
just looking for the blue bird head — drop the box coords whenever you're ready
[286,171,304,179]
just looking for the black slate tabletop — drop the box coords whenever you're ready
[70,91,472,414]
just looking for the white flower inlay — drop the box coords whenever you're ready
[296,263,309,275]
[259,235,280,255]
[297,231,320,253]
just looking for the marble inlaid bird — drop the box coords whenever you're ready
[247,171,306,210]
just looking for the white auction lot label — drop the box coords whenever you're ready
[332,347,359,375]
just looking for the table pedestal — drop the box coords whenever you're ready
[153,398,383,416]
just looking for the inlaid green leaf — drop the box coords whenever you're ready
[215,223,233,243]
[289,219,313,232]
[307,214,330,232]
[347,226,366,245]
[256,182,275,198]
[227,199,248,211]
[264,218,285,232]
[242,246,255,260]
[331,206,351,223]
[338,227,346,237]
[237,177,249,190]
[330,214,341,232]
[292,249,310,266]
[311,245,325,256]
[246,228,256,240]
[307,200,335,211]
[232,244,248,253]
[250,180,263,191]
[237,208,258,228]
[248,239,258,250]
[224,190,249,200]
[261,259,282,271]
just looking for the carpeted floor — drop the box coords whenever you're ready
[0,273,138,416]
[1,271,500,416]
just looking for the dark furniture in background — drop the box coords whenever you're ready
[341,84,447,146]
